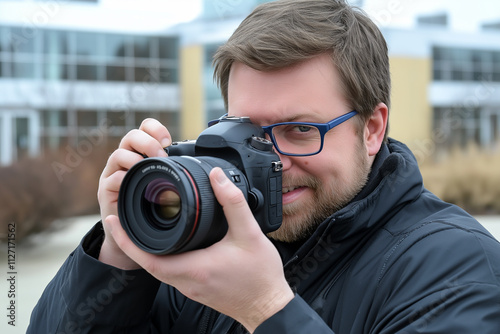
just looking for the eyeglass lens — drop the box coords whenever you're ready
[271,124,321,155]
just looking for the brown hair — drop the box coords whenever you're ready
[213,0,391,140]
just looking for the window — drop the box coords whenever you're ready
[434,107,476,148]
[14,117,30,160]
[106,65,127,81]
[77,110,97,127]
[433,46,500,83]
[106,110,126,127]
[433,107,500,150]
[77,64,98,81]
[0,26,179,83]
[133,36,151,59]
[75,31,102,59]
[159,37,178,60]
[43,30,69,55]
[42,109,68,127]
[0,25,8,53]
[105,33,131,59]
[9,26,36,54]
[13,62,36,78]
[44,60,69,80]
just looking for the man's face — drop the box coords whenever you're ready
[227,54,373,242]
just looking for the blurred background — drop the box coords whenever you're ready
[0,0,499,332]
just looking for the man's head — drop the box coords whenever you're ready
[213,0,391,139]
[213,0,390,242]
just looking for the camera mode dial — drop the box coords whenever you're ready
[250,136,273,151]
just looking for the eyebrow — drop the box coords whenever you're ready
[266,111,324,124]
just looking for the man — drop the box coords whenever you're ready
[29,0,500,333]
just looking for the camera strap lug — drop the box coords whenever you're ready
[272,161,283,172]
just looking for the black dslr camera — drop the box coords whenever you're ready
[118,116,283,254]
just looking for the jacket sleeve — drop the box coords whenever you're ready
[255,295,334,334]
[27,222,162,334]
[372,223,500,333]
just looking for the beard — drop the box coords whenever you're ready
[267,139,371,243]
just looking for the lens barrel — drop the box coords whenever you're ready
[118,156,248,254]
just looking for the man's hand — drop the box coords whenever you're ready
[106,167,294,333]
[97,118,171,269]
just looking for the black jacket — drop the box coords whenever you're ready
[28,139,500,333]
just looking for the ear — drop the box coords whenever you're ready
[364,103,388,157]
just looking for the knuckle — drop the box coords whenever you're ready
[141,257,160,276]
[139,118,160,131]
[226,188,247,206]
[108,149,122,161]
[119,129,140,146]
[140,117,155,126]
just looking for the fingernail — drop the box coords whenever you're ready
[214,168,228,185]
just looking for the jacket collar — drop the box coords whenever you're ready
[278,139,425,281]
[311,138,423,242]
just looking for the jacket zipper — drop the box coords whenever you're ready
[198,306,217,334]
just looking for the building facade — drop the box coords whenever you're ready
[179,10,500,162]
[386,25,500,162]
[0,0,182,165]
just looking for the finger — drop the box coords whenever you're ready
[101,170,128,193]
[139,118,172,148]
[209,167,261,240]
[107,214,207,284]
[119,129,168,159]
[101,148,144,178]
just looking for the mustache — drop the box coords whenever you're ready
[281,173,321,190]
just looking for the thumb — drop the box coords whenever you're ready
[209,167,262,240]
[106,214,158,270]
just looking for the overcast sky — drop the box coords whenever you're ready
[363,0,499,31]
[92,0,500,32]
[0,0,498,33]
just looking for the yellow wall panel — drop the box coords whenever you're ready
[389,57,432,157]
[180,45,205,140]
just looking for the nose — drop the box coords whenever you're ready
[275,151,292,171]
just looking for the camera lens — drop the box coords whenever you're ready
[118,156,248,254]
[143,179,181,226]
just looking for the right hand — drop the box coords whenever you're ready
[97,118,171,269]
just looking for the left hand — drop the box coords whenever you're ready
[107,167,294,333]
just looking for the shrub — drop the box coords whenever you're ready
[420,145,500,215]
[0,143,114,243]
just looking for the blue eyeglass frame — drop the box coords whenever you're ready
[261,110,358,156]
[208,110,358,157]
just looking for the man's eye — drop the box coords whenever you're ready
[295,125,313,133]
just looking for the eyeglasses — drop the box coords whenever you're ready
[209,110,358,156]
[262,110,358,156]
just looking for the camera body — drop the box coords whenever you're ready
[167,116,283,229]
[118,116,283,254]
